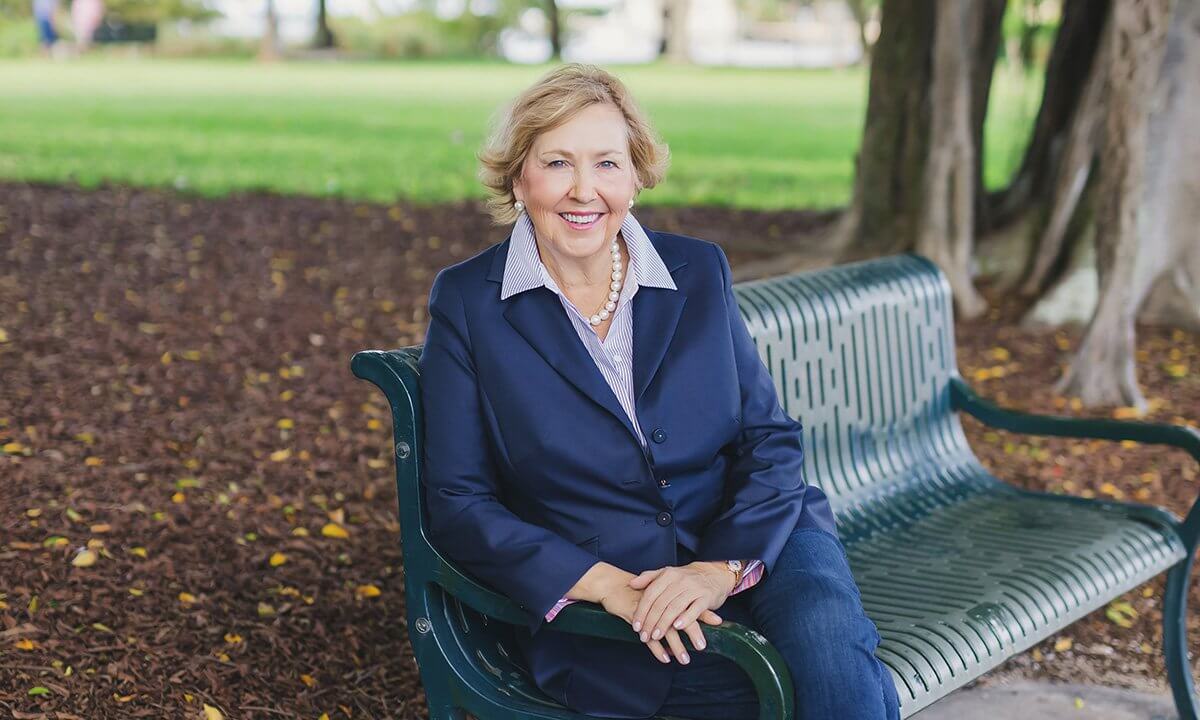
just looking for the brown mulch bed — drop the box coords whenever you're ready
[0,180,1196,718]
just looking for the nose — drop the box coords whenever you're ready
[571,167,596,202]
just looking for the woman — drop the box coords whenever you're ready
[418,63,900,720]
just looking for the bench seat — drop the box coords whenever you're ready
[847,471,1185,710]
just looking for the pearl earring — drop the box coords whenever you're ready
[514,200,525,213]
[628,198,635,208]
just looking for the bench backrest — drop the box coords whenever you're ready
[732,254,972,518]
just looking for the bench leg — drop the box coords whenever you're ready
[1166,552,1199,720]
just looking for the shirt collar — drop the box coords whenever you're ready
[500,210,677,301]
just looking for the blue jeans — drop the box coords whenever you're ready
[658,528,901,720]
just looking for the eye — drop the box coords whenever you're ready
[548,160,567,167]
[599,160,618,168]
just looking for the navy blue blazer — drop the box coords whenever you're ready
[418,227,838,718]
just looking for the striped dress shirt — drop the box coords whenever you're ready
[500,211,764,623]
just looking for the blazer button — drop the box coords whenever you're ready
[656,511,672,526]
[652,428,667,443]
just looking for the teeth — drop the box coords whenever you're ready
[562,213,599,224]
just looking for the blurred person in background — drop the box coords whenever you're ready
[33,0,60,57]
[70,0,105,53]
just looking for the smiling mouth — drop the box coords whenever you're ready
[559,212,603,229]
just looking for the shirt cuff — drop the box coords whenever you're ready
[546,597,578,622]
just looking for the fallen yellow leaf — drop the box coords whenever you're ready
[179,592,198,605]
[257,602,276,617]
[356,584,382,598]
[172,492,186,504]
[72,549,98,568]
[203,704,225,720]
[300,673,316,687]
[130,547,148,558]
[269,552,288,567]
[270,448,292,462]
[291,527,310,537]
[90,523,112,533]
[224,633,243,645]
[1165,363,1188,379]
[15,638,36,650]
[277,418,295,429]
[84,456,103,466]
[321,523,350,539]
[1053,637,1073,652]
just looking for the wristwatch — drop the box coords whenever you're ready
[725,559,744,586]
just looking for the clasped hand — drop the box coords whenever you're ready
[599,562,730,665]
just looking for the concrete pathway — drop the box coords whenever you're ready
[911,680,1177,719]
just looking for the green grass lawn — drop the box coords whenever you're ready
[0,58,1042,210]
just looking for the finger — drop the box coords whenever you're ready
[652,588,700,643]
[700,609,723,625]
[647,586,692,642]
[682,618,707,651]
[665,627,690,664]
[670,597,708,636]
[633,570,674,634]
[628,568,663,589]
[646,637,671,664]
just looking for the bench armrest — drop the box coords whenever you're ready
[551,601,794,720]
[949,376,1200,546]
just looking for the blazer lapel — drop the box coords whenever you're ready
[487,230,689,447]
[631,285,687,402]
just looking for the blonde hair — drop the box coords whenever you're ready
[476,63,671,226]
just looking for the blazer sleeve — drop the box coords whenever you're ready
[418,269,602,636]
[693,243,809,577]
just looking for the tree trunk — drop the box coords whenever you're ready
[1056,0,1175,410]
[918,0,988,318]
[986,0,1110,229]
[314,0,336,49]
[845,0,874,63]
[259,0,281,62]
[1019,16,1111,296]
[836,0,936,257]
[546,0,562,60]
[1134,0,1200,331]
[970,0,1008,235]
[663,0,691,64]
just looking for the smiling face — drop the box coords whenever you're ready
[512,102,638,266]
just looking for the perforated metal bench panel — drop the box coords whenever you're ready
[731,254,1186,715]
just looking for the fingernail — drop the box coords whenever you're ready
[673,619,683,629]
[681,653,689,663]
[633,621,641,632]
[697,638,706,649]
[640,631,647,642]
[652,629,661,640]
[661,653,669,662]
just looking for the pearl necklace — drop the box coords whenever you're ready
[589,236,624,326]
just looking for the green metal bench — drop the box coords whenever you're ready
[351,253,1200,720]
